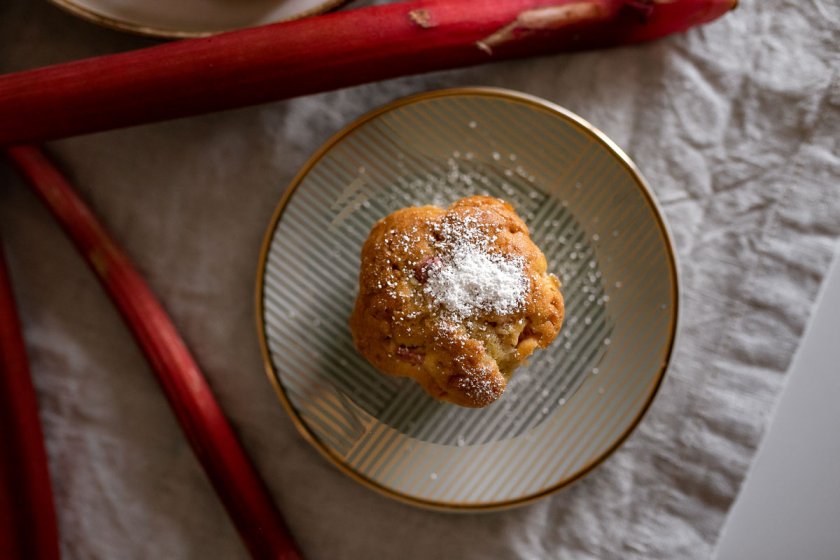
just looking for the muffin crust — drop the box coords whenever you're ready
[350,196,564,408]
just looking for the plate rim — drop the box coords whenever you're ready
[255,86,680,512]
[47,0,351,39]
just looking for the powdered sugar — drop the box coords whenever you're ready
[424,244,526,318]
[423,215,528,318]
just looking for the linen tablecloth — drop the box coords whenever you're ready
[1,0,838,558]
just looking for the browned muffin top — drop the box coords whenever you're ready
[350,196,564,408]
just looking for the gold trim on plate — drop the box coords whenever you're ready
[255,87,680,512]
[47,0,352,39]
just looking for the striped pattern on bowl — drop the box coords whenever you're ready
[257,88,678,510]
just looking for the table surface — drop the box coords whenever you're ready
[715,245,840,559]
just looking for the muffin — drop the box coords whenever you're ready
[349,196,564,408]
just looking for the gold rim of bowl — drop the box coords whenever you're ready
[254,87,680,512]
[47,0,352,39]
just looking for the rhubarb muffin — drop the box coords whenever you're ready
[349,196,564,408]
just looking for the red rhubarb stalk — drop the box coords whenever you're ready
[0,0,735,145]
[5,146,302,560]
[0,240,61,560]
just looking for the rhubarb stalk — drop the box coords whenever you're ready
[0,240,60,560]
[0,0,736,145]
[4,146,302,560]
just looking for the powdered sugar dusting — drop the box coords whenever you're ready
[425,245,526,318]
[423,215,528,318]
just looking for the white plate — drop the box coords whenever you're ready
[257,88,679,510]
[49,0,349,38]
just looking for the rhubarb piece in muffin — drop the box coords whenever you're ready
[349,196,564,408]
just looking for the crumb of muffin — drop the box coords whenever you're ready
[349,196,564,408]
